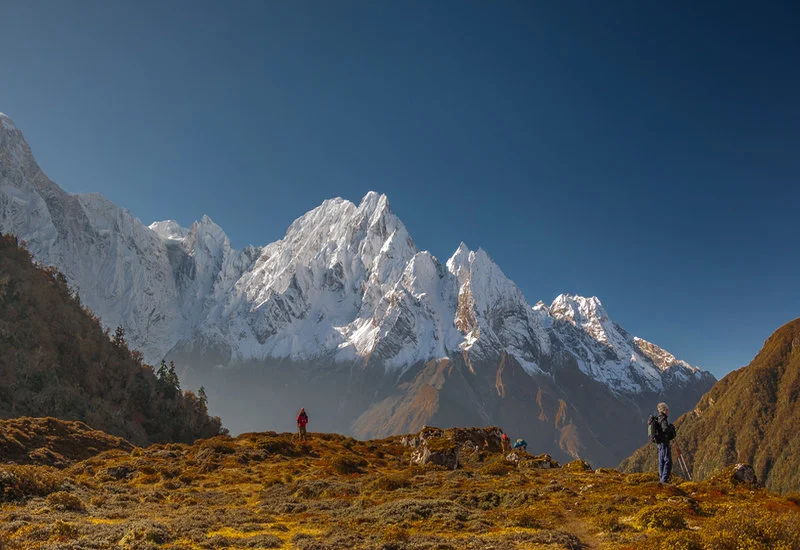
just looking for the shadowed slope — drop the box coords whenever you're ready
[620,318,800,493]
[0,417,133,467]
[0,233,224,446]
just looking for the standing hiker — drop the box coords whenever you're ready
[501,432,511,453]
[650,402,676,483]
[296,407,309,441]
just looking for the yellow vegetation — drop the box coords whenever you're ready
[1,426,799,549]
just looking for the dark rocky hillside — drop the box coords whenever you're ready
[0,233,224,446]
[620,318,800,493]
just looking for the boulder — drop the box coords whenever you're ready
[731,463,758,487]
[563,459,592,472]
[520,453,560,470]
[403,426,504,470]
[410,446,458,470]
[504,449,527,466]
[505,450,560,469]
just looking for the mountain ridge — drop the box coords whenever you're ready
[0,113,715,464]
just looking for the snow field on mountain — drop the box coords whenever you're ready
[0,114,711,396]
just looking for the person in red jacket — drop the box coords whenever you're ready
[296,407,309,441]
[501,432,510,453]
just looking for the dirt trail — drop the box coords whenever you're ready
[562,513,601,550]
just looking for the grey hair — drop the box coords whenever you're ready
[657,402,669,414]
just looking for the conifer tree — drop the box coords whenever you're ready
[165,360,180,394]
[157,359,168,381]
[112,326,127,349]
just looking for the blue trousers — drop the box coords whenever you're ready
[658,443,672,483]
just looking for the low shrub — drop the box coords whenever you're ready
[0,465,63,501]
[783,492,800,506]
[507,509,543,529]
[381,525,409,543]
[206,440,237,455]
[650,531,703,550]
[426,437,457,453]
[360,498,472,526]
[50,519,80,539]
[118,519,172,547]
[330,456,367,475]
[46,491,85,511]
[369,473,411,492]
[634,504,687,531]
[699,506,800,550]
[626,472,660,485]
[240,534,283,547]
[479,457,514,476]
[526,529,583,549]
[563,459,593,472]
[457,491,502,510]
[593,513,630,533]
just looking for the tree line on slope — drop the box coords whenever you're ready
[0,232,225,446]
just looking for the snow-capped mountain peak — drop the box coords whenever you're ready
[0,113,17,131]
[150,220,190,241]
[550,293,608,324]
[184,215,230,255]
[0,114,711,398]
[0,113,37,167]
[445,242,473,281]
[550,293,610,343]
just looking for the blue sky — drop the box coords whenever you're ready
[1,1,799,379]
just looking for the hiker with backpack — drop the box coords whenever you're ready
[512,438,528,452]
[296,407,309,441]
[648,402,676,483]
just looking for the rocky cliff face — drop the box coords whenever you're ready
[0,113,716,464]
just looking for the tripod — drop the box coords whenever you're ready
[673,442,692,481]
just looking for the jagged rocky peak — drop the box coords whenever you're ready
[633,336,700,374]
[549,293,614,344]
[184,215,231,254]
[468,248,518,296]
[0,112,35,166]
[149,220,190,241]
[0,112,17,131]
[257,191,417,287]
[447,245,529,312]
[445,242,473,284]
[401,251,445,295]
[550,294,609,325]
[0,114,712,398]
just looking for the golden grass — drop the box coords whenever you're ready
[1,428,799,549]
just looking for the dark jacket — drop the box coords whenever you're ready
[658,413,676,443]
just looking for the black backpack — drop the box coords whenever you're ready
[647,415,663,443]
[648,415,676,444]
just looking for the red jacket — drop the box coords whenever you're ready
[297,412,308,427]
